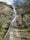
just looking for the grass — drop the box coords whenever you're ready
[22,27,30,31]
[0,35,4,40]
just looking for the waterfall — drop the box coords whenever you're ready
[11,8,18,26]
[10,8,18,40]
[4,7,18,40]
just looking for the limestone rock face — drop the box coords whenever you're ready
[0,2,13,28]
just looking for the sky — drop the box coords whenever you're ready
[0,0,28,8]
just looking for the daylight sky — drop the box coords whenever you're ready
[0,0,28,8]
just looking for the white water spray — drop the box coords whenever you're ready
[11,8,18,26]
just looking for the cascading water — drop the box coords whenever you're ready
[10,8,18,40]
[4,7,18,40]
[11,8,18,26]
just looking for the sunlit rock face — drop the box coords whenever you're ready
[0,2,13,28]
[0,1,30,28]
[0,0,30,28]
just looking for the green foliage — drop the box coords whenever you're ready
[0,23,2,32]
[22,27,30,31]
[21,4,30,9]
